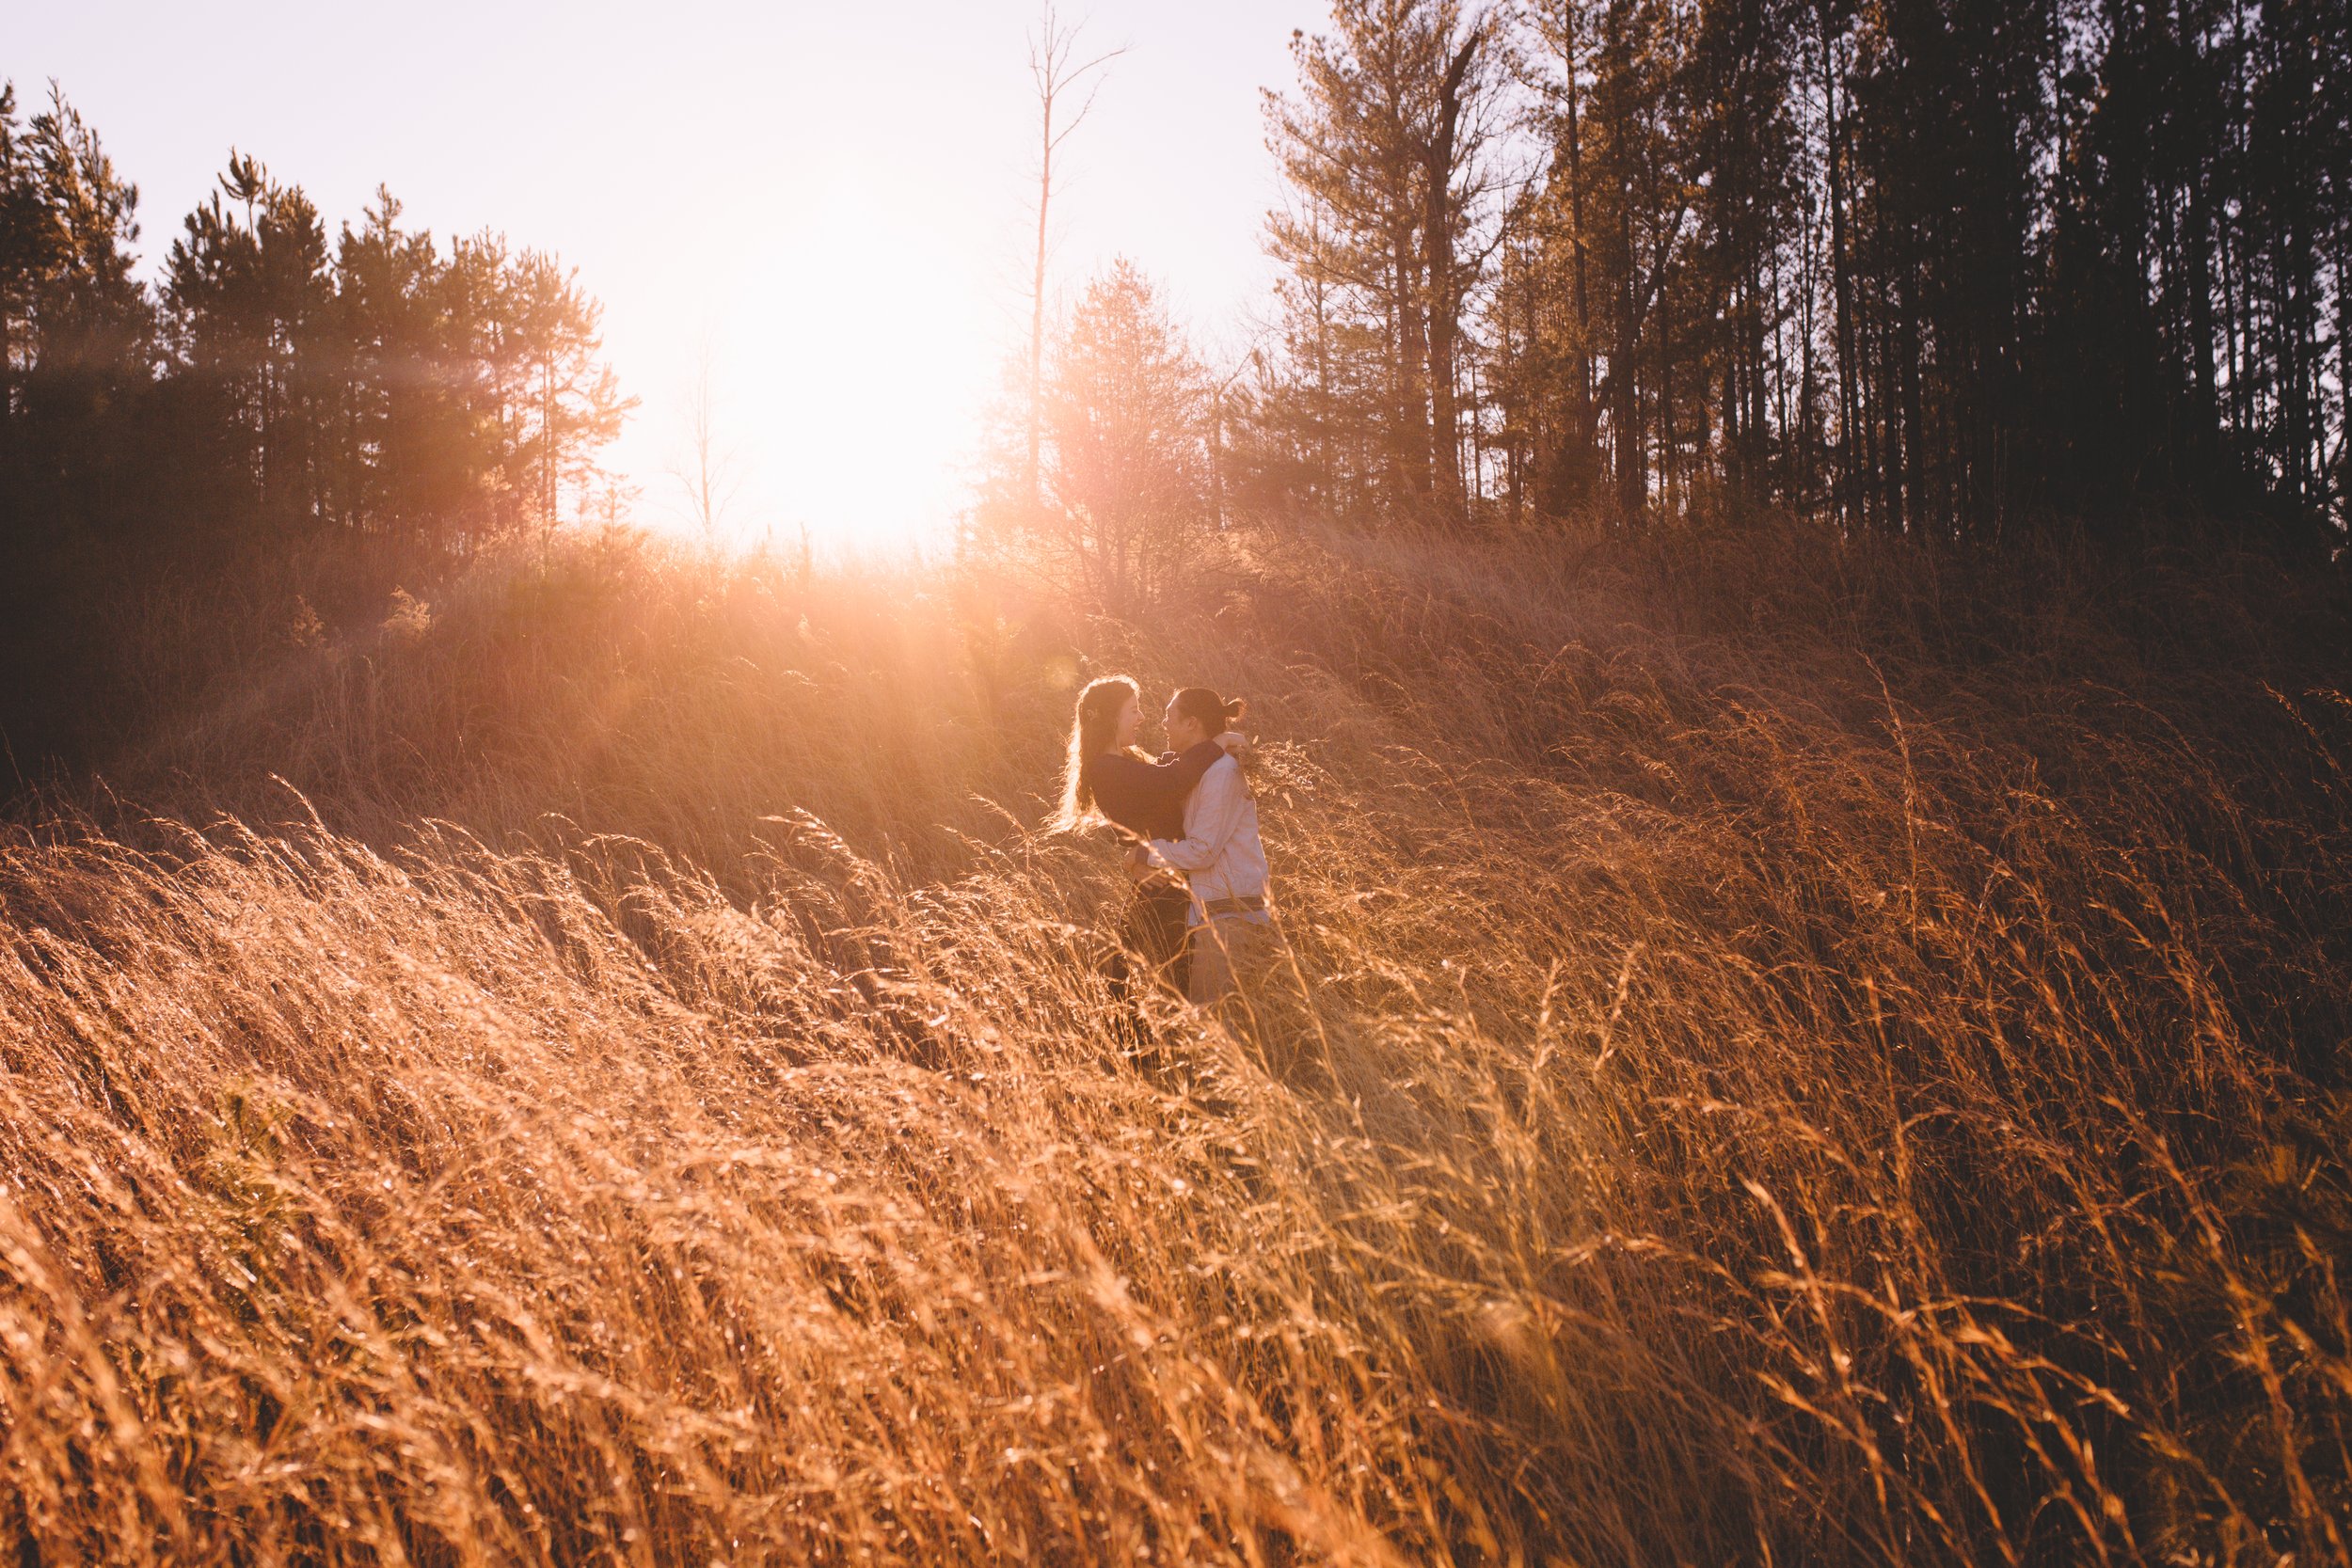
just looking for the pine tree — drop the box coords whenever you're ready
[505,248,633,542]
[1041,259,1211,610]
[164,152,332,540]
[1262,0,1502,523]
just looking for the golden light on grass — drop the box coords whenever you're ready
[2,526,2345,1563]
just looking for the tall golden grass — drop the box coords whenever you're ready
[3,522,2347,1564]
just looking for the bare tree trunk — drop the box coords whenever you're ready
[1391,227,1428,506]
[1422,25,1482,523]
[1027,119,1051,514]
[543,358,556,530]
[1564,22,1596,485]
[1614,185,1644,523]
[1025,5,1124,515]
[668,335,737,541]
[1818,2,1860,534]
[1311,237,1335,502]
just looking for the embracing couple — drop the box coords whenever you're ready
[1053,675,1279,1010]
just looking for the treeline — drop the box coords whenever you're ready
[6,0,2348,768]
[0,82,629,769]
[0,85,629,558]
[1238,0,2350,544]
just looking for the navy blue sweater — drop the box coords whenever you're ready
[1082,741,1225,843]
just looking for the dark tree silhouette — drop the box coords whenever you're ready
[0,85,634,773]
[1243,0,2350,548]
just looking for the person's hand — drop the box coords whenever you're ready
[1215,729,1252,763]
[1122,843,1153,881]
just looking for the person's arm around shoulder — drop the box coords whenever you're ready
[1116,740,1227,819]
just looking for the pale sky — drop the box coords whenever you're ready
[12,1,1319,549]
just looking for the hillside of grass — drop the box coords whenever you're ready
[3,521,2348,1565]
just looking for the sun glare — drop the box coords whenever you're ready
[632,188,1002,559]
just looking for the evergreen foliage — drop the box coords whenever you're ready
[0,88,632,770]
[1243,0,2352,546]
[977,260,1214,612]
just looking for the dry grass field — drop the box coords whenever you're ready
[2,523,2347,1565]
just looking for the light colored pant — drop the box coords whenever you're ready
[1187,912,1280,1006]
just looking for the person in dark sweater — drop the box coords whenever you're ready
[1054,674,1243,1001]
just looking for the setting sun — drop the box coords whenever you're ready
[16,0,1295,551]
[689,190,1001,553]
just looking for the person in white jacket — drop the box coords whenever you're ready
[1145,686,1279,1006]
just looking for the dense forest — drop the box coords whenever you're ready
[972,0,2350,608]
[6,0,2351,772]
[0,84,630,771]
[1239,0,2350,543]
[0,86,629,547]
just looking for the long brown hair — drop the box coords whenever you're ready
[1053,675,1143,832]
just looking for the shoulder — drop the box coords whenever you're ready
[1215,751,1259,801]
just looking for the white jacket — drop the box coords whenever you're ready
[1148,753,1270,921]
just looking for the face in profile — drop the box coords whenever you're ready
[1162,695,1201,751]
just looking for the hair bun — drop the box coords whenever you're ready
[1224,697,1248,722]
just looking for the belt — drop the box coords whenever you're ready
[1201,894,1267,917]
